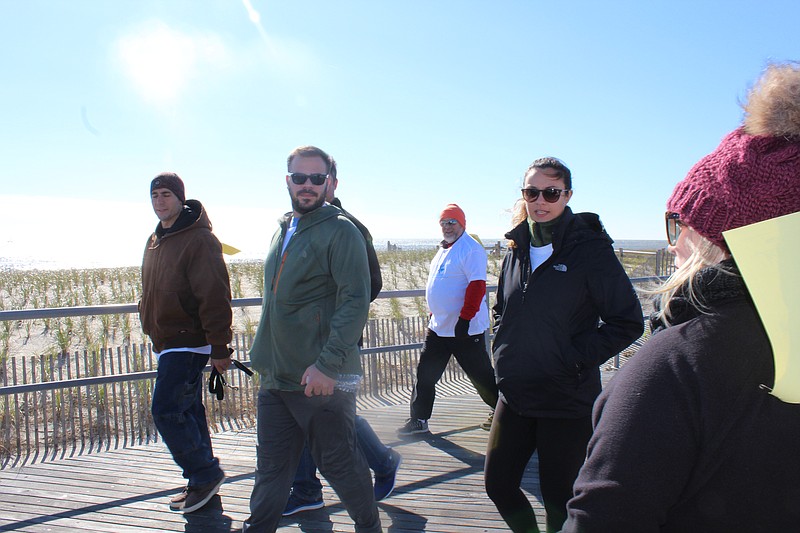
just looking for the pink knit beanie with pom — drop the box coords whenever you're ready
[667,63,800,248]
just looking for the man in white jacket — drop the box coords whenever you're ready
[397,203,498,436]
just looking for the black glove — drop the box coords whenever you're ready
[208,367,226,400]
[208,359,254,401]
[455,317,471,338]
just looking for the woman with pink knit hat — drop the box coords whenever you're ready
[562,62,800,532]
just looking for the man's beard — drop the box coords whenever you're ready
[290,185,327,214]
[441,229,462,244]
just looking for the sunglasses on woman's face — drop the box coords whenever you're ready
[665,212,683,246]
[289,172,328,186]
[521,187,569,203]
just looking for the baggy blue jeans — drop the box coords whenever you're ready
[151,352,222,486]
[243,389,382,533]
[291,415,394,500]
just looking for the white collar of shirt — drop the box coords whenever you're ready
[281,216,299,255]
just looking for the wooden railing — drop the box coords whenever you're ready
[0,282,657,468]
[0,290,470,467]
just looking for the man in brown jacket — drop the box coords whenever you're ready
[139,172,232,514]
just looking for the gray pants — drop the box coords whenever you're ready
[243,389,382,533]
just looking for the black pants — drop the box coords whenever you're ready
[409,328,498,420]
[484,398,592,533]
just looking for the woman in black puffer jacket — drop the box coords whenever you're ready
[485,157,644,533]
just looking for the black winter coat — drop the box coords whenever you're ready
[331,197,382,302]
[492,207,643,418]
[563,262,800,531]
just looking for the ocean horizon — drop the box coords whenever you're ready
[0,238,667,272]
[375,237,666,253]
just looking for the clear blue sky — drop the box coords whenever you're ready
[1,1,797,268]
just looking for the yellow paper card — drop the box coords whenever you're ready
[723,212,800,403]
[221,242,241,256]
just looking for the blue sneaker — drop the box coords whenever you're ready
[374,449,402,501]
[282,491,324,516]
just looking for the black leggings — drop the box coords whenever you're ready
[484,399,592,533]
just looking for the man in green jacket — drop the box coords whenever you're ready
[243,146,381,533]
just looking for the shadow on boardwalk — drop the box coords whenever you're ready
[0,391,546,532]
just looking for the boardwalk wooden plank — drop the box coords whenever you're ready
[0,392,547,532]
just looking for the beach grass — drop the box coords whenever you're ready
[0,246,661,361]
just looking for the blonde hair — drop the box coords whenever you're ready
[506,199,528,249]
[651,227,733,326]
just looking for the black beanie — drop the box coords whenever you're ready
[150,172,186,204]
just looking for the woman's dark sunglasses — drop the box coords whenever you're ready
[521,187,569,203]
[665,212,683,246]
[289,172,328,186]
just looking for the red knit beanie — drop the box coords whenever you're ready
[667,64,800,248]
[440,203,466,228]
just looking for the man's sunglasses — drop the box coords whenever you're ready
[289,173,328,186]
[440,218,459,227]
[521,187,569,203]
[665,212,683,246]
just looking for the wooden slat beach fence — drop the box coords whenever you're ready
[615,248,676,277]
[0,314,468,468]
[1,282,657,469]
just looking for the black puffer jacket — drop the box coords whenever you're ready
[492,207,643,418]
[331,197,382,302]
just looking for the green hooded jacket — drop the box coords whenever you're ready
[249,204,370,391]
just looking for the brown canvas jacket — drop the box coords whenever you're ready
[139,199,232,358]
